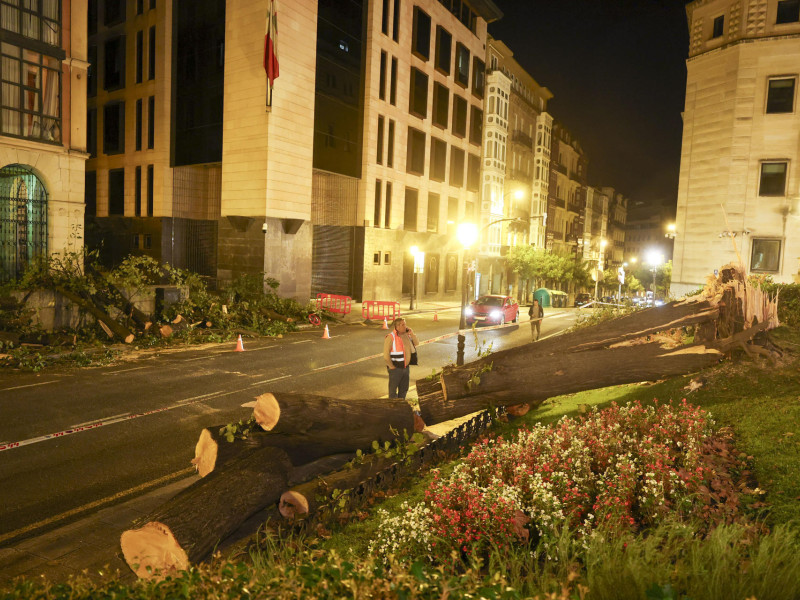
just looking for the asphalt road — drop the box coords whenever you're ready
[0,308,577,544]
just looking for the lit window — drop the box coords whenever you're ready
[750,238,782,272]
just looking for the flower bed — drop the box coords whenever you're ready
[371,400,735,565]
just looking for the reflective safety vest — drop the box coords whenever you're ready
[388,331,406,368]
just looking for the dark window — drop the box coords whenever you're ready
[85,171,97,216]
[379,51,387,100]
[448,196,458,227]
[137,0,144,14]
[387,120,395,167]
[449,146,465,187]
[377,116,384,164]
[136,30,144,83]
[104,0,125,26]
[147,164,154,215]
[777,0,800,24]
[108,168,125,215]
[374,180,382,227]
[148,26,156,80]
[87,108,97,157]
[412,7,431,60]
[435,26,451,74]
[472,57,485,98]
[404,187,418,231]
[427,192,440,232]
[406,127,426,175]
[409,68,428,118]
[382,0,390,34]
[392,0,400,42]
[390,57,397,105]
[750,238,782,272]
[135,98,142,150]
[103,102,125,154]
[430,137,447,181]
[469,106,482,145]
[150,0,156,9]
[147,95,155,148]
[433,83,449,128]
[385,182,392,228]
[88,45,97,97]
[104,36,126,90]
[759,161,788,196]
[712,15,724,38]
[467,153,480,192]
[455,43,469,87]
[135,166,142,216]
[452,95,467,137]
[767,78,795,113]
[89,0,98,35]
[465,200,475,220]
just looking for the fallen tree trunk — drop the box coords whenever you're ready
[193,393,422,474]
[55,286,135,343]
[121,446,292,579]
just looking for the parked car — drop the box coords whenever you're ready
[465,295,519,325]
[575,293,592,307]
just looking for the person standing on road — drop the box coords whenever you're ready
[383,317,419,400]
[528,299,544,342]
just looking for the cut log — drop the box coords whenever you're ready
[279,454,399,520]
[261,307,295,323]
[121,445,292,579]
[56,286,135,343]
[193,393,423,474]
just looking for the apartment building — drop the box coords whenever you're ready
[546,122,587,256]
[85,0,316,299]
[1,0,88,281]
[312,0,502,302]
[602,186,628,268]
[479,37,552,298]
[582,185,609,273]
[673,0,800,295]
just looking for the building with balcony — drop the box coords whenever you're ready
[546,123,587,256]
[311,0,502,302]
[602,186,628,268]
[672,0,800,296]
[1,0,88,281]
[582,186,609,272]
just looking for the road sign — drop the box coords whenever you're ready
[617,266,625,284]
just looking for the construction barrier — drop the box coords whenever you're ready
[362,300,401,322]
[315,293,352,316]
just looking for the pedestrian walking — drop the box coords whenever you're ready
[383,317,419,400]
[529,298,544,341]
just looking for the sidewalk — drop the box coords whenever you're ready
[0,298,470,587]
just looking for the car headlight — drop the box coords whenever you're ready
[490,310,502,319]
[465,307,473,316]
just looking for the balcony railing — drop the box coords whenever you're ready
[508,169,530,183]
[511,131,533,149]
[549,197,566,210]
[567,201,583,214]
[552,163,567,175]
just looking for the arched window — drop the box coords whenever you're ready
[0,165,48,281]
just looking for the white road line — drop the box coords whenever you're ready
[250,375,290,385]
[102,366,148,375]
[292,340,312,344]
[71,412,130,428]
[0,380,59,392]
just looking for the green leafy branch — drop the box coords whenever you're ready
[219,417,258,443]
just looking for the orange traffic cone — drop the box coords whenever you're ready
[322,325,331,339]
[382,317,389,329]
[235,334,245,352]
[433,311,438,321]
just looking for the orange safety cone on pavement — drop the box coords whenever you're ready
[235,334,245,352]
[433,311,438,321]
[322,324,331,339]
[382,317,389,329]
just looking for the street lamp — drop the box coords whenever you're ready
[594,239,607,301]
[456,223,478,366]
[646,250,664,303]
[665,223,677,240]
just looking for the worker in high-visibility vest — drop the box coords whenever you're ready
[383,317,419,400]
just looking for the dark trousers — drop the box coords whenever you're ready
[530,319,541,340]
[388,366,410,399]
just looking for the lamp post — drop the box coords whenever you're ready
[456,223,478,366]
[409,246,424,310]
[594,239,607,301]
[646,250,664,303]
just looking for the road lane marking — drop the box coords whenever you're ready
[0,467,196,546]
[102,366,148,375]
[251,375,290,385]
[71,413,130,428]
[0,380,59,392]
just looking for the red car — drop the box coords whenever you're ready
[465,295,519,325]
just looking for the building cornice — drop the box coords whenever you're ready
[688,32,800,61]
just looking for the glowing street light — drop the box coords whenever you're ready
[456,223,478,366]
[647,250,664,302]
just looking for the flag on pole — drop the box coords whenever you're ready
[264,0,279,107]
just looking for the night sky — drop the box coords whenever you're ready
[488,0,690,207]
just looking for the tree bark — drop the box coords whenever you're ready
[56,286,135,343]
[121,446,292,579]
